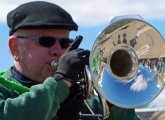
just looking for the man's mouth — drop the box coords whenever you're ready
[50,61,58,70]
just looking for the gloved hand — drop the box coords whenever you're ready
[54,35,90,84]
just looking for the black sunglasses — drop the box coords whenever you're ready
[16,36,74,49]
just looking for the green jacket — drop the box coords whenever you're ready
[0,70,140,120]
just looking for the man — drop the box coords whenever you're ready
[0,1,140,120]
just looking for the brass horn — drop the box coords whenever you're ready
[87,18,165,109]
[51,18,165,119]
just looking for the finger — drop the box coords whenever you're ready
[66,35,83,51]
[77,50,90,57]
[77,50,90,65]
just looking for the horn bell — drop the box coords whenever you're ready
[90,19,165,108]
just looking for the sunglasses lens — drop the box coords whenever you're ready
[39,36,73,48]
[39,37,55,47]
[60,39,74,49]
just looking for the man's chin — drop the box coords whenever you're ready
[47,72,55,77]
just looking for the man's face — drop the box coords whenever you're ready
[10,29,70,83]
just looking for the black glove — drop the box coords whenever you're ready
[55,35,90,84]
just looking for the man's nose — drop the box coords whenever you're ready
[50,40,64,57]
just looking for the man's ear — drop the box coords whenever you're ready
[8,36,19,57]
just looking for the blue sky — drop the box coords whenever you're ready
[0,0,165,111]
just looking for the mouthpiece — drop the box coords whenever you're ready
[51,61,58,70]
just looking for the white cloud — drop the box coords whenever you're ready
[0,0,165,26]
